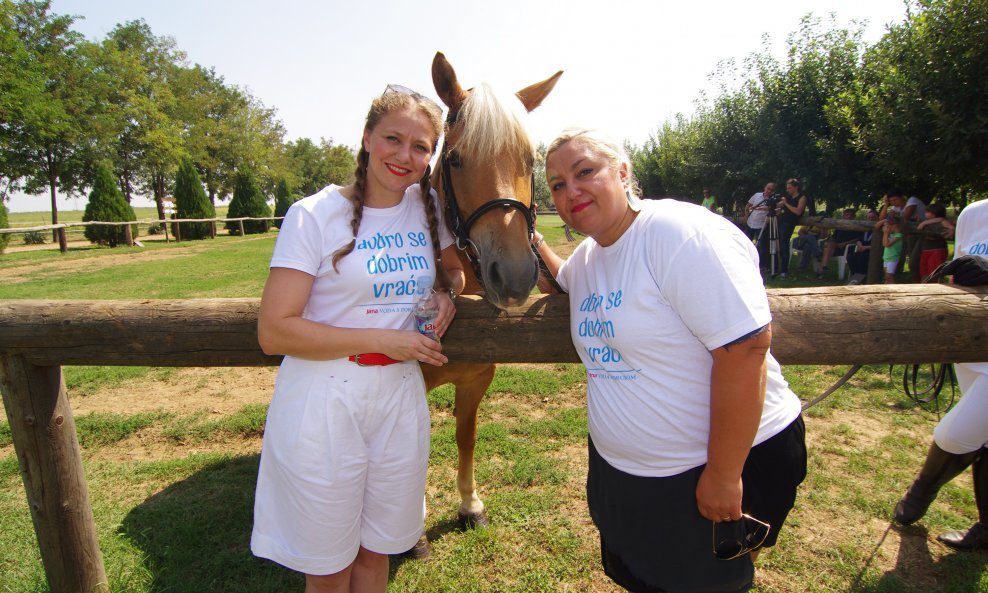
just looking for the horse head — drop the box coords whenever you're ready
[431,52,562,309]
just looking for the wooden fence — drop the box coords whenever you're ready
[1,285,988,592]
[0,217,283,251]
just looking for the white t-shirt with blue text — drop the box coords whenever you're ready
[271,184,455,335]
[556,199,802,477]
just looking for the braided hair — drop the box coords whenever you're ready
[331,91,446,289]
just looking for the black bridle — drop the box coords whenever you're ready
[439,109,564,295]
[439,113,537,281]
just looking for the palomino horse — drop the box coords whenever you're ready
[420,52,561,537]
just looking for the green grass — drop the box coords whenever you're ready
[0,233,276,299]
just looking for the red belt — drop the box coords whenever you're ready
[348,353,402,366]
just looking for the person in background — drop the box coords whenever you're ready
[251,85,465,593]
[776,178,811,279]
[531,128,806,593]
[894,198,988,549]
[903,194,928,282]
[745,182,775,265]
[877,190,906,221]
[881,214,904,284]
[791,222,824,274]
[846,209,879,282]
[701,187,717,212]
[915,203,955,280]
[818,208,864,280]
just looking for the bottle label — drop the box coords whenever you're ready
[414,312,439,341]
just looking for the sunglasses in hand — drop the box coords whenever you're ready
[712,514,770,560]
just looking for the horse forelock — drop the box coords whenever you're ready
[453,83,534,170]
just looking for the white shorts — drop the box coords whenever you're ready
[251,356,430,575]
[884,260,899,274]
[934,363,988,454]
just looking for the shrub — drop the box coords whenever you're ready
[0,200,9,254]
[173,158,215,240]
[83,162,138,247]
[225,168,271,235]
[272,177,295,229]
[146,223,163,235]
[22,231,46,245]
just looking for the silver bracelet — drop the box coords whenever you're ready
[532,234,545,249]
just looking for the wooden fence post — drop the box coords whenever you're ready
[0,354,108,593]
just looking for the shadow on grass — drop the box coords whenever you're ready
[846,522,988,593]
[122,454,467,592]
[121,454,300,592]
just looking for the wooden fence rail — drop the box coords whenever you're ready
[0,216,283,235]
[1,285,988,592]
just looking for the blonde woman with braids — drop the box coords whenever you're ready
[251,86,464,593]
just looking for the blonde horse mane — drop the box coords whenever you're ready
[453,82,534,169]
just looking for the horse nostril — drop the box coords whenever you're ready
[487,261,503,290]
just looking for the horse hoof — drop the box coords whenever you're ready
[458,509,489,529]
[405,535,431,560]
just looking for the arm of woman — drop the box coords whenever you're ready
[435,243,465,338]
[696,326,771,522]
[257,267,447,365]
[531,231,567,289]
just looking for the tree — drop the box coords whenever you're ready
[98,20,185,210]
[272,177,294,228]
[284,137,356,197]
[174,66,286,206]
[844,0,988,201]
[82,161,137,247]
[532,143,551,211]
[0,1,111,252]
[225,168,270,235]
[173,158,214,240]
[0,198,10,254]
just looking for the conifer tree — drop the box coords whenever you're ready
[273,177,295,229]
[173,158,215,240]
[83,162,138,247]
[226,168,271,235]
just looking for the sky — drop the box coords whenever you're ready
[8,0,911,212]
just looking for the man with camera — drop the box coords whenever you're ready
[745,182,776,268]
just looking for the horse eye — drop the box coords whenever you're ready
[448,151,463,168]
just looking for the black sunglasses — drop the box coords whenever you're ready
[383,84,441,110]
[712,514,770,560]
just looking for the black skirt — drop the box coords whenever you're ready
[587,416,806,593]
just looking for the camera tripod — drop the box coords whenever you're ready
[756,211,780,276]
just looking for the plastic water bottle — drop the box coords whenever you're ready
[413,282,440,342]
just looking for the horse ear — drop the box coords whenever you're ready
[432,51,468,112]
[516,71,563,112]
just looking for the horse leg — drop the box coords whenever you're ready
[453,363,495,528]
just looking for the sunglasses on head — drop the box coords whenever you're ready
[712,514,770,561]
[383,84,440,110]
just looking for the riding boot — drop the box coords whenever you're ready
[937,448,988,550]
[894,443,979,525]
